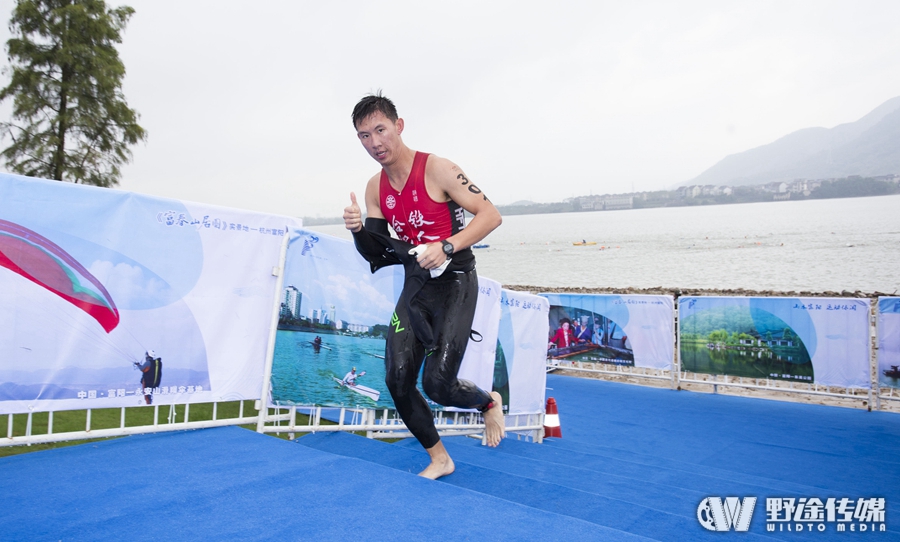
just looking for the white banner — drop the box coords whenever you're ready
[498,289,550,415]
[541,293,674,370]
[449,275,502,412]
[0,173,299,413]
[679,296,871,389]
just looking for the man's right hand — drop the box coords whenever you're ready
[343,192,362,233]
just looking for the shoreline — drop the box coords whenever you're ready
[503,284,895,299]
[302,190,900,226]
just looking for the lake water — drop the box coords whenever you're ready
[270,330,393,409]
[309,195,900,294]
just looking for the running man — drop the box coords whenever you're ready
[343,93,504,480]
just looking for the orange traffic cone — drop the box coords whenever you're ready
[543,397,562,438]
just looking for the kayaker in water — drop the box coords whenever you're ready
[343,93,505,480]
[342,367,359,386]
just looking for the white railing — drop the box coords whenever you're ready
[257,405,545,444]
[3,400,258,447]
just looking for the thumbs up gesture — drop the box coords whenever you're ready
[343,192,362,233]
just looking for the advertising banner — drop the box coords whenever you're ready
[877,297,900,390]
[497,289,549,415]
[541,293,675,370]
[679,296,871,389]
[269,230,402,409]
[269,230,547,413]
[0,173,299,414]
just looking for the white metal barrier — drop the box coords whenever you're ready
[257,405,545,444]
[3,400,258,447]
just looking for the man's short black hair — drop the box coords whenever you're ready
[352,92,398,129]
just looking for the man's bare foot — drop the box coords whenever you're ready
[483,391,505,447]
[419,441,455,480]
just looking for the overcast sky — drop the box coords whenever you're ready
[1,0,898,219]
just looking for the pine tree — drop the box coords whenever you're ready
[0,0,146,187]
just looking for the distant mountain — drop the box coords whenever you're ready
[686,96,900,186]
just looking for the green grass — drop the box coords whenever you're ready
[0,401,280,458]
[0,402,404,458]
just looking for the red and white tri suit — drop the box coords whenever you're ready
[379,151,467,246]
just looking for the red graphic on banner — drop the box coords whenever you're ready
[0,219,119,332]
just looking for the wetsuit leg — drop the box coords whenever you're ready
[384,290,439,449]
[419,269,493,411]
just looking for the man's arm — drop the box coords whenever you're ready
[363,175,384,222]
[343,175,383,233]
[414,156,502,270]
[344,175,403,271]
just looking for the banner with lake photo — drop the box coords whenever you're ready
[269,230,402,409]
[679,296,871,388]
[269,230,514,412]
[0,173,298,414]
[877,297,900,390]
[541,293,675,370]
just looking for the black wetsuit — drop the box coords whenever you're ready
[353,219,493,449]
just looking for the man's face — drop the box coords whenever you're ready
[356,111,403,165]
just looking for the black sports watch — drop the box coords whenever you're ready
[441,239,454,258]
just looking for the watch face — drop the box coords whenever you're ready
[442,241,453,255]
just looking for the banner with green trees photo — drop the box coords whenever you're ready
[679,296,870,388]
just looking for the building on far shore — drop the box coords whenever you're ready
[574,194,634,211]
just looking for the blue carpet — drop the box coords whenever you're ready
[301,375,900,540]
[300,431,764,541]
[543,375,900,495]
[0,426,632,541]
[2,374,898,541]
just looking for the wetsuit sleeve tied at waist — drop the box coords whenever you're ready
[352,217,475,274]
[352,217,476,351]
[351,218,402,273]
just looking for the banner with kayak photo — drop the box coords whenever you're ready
[0,173,298,414]
[541,293,674,370]
[268,229,547,415]
[877,297,900,389]
[268,229,402,409]
[679,296,871,388]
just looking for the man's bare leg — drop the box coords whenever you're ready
[484,391,505,447]
[419,440,455,480]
